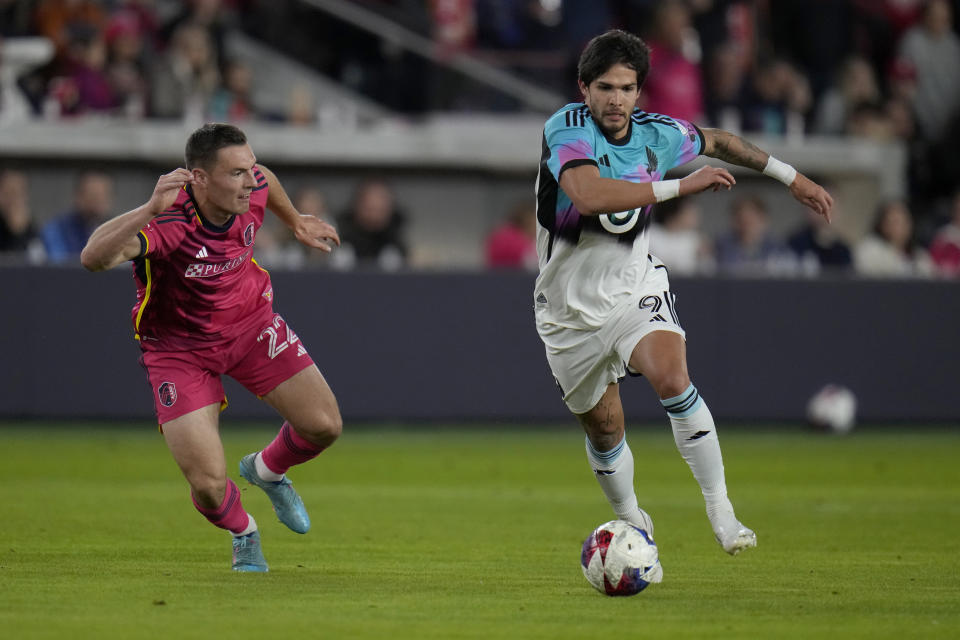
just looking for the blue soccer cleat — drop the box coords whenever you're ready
[239,453,311,534]
[232,530,269,572]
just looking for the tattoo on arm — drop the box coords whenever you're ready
[702,128,768,172]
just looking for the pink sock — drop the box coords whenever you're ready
[192,478,250,534]
[261,422,327,475]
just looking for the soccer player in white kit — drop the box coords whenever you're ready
[534,30,833,555]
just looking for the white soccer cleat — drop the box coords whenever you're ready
[708,501,757,555]
[713,520,757,555]
[628,507,655,539]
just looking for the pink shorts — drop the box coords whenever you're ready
[140,313,315,425]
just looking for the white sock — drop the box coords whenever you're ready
[233,513,258,537]
[584,435,647,527]
[661,384,733,524]
[254,452,284,482]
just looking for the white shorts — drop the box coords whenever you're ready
[537,264,685,414]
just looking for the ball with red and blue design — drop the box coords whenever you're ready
[580,520,662,596]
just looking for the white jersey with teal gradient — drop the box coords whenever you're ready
[534,103,704,330]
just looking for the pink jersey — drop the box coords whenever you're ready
[131,166,275,349]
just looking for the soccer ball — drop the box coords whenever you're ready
[806,384,857,434]
[580,520,662,596]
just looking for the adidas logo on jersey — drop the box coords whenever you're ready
[195,246,209,259]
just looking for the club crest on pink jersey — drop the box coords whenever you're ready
[244,223,255,246]
[158,382,177,407]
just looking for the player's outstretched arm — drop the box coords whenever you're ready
[700,128,834,221]
[560,163,735,215]
[258,164,340,253]
[81,169,193,272]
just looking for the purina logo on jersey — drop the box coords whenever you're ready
[599,208,641,234]
[185,251,250,278]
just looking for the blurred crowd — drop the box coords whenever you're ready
[4,162,960,279]
[0,166,416,271]
[0,0,329,123]
[482,187,960,279]
[645,191,960,278]
[1,0,959,278]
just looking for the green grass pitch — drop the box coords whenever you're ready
[1,422,958,639]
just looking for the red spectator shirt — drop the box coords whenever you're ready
[485,224,536,269]
[131,167,274,349]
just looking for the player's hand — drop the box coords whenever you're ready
[679,165,736,196]
[294,214,341,252]
[789,174,834,223]
[148,169,194,216]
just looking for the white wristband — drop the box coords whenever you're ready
[652,179,680,202]
[763,156,797,186]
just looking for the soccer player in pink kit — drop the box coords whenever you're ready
[81,123,342,572]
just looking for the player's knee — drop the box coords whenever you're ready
[299,406,342,445]
[189,474,226,509]
[586,427,623,452]
[321,409,343,442]
[580,414,624,449]
[656,372,692,401]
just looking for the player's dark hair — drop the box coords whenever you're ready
[185,123,247,170]
[578,30,651,88]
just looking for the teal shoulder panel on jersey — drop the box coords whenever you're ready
[630,111,704,173]
[543,103,599,181]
